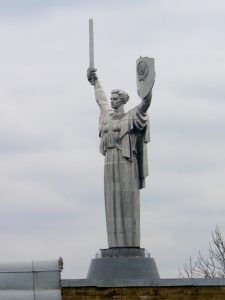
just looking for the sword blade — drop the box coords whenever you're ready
[89,18,94,68]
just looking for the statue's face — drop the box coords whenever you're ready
[111,94,123,109]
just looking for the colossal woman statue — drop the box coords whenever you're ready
[87,66,154,248]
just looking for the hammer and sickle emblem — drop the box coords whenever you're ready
[137,61,149,81]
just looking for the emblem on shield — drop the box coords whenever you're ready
[136,57,155,99]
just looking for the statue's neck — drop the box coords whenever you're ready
[113,106,125,119]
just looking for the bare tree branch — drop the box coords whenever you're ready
[179,227,225,278]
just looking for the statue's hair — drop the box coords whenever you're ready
[111,89,129,104]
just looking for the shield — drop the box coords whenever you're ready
[136,57,155,99]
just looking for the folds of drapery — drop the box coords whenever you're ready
[99,106,150,189]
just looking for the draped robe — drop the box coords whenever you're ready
[95,82,150,247]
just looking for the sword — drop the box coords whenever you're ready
[89,18,94,69]
[89,19,96,85]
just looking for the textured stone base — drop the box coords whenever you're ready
[62,285,225,300]
[87,247,160,281]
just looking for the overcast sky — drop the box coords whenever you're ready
[0,0,225,279]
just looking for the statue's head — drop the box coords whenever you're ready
[110,89,129,109]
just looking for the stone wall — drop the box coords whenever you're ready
[62,286,225,300]
[62,285,225,300]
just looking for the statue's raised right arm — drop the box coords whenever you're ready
[87,67,109,113]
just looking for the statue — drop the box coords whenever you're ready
[87,20,155,249]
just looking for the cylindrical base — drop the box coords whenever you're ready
[87,248,160,281]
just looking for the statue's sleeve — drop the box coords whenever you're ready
[131,107,150,144]
[133,107,150,189]
[120,107,150,142]
[119,107,150,189]
[94,80,110,113]
[133,107,149,132]
[94,80,111,132]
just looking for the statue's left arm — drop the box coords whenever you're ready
[138,91,152,114]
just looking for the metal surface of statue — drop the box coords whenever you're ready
[87,20,155,249]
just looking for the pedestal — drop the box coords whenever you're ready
[87,247,160,281]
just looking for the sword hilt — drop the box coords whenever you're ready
[87,67,97,86]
